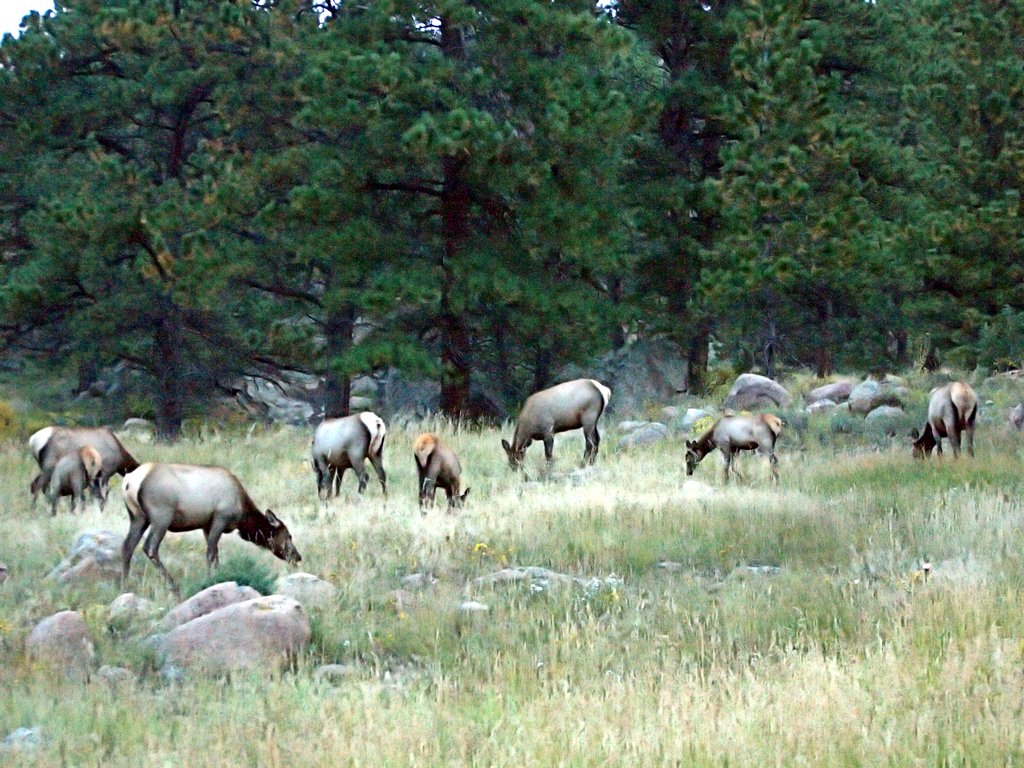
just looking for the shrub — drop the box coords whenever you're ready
[0,400,15,440]
[183,554,277,598]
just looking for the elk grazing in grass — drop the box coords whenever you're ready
[911,381,978,459]
[685,413,783,483]
[47,445,103,515]
[121,462,301,595]
[413,433,469,511]
[29,426,139,510]
[311,412,388,500]
[501,379,611,470]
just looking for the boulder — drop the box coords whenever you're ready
[723,374,790,410]
[617,422,669,448]
[1,727,43,753]
[273,573,337,610]
[108,593,156,629]
[806,399,838,414]
[661,406,682,420]
[675,407,714,433]
[865,405,905,424]
[617,420,648,432]
[234,371,323,425]
[27,611,95,680]
[156,595,310,675]
[314,664,358,683]
[1011,404,1024,431]
[159,582,261,631]
[349,396,374,411]
[97,665,136,687]
[400,573,437,590]
[806,380,854,404]
[848,379,906,415]
[48,530,123,584]
[555,338,688,415]
[119,418,155,441]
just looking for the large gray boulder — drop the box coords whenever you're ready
[555,338,688,415]
[617,422,669,448]
[234,371,321,425]
[723,373,790,410]
[156,595,310,675]
[273,573,337,610]
[865,405,905,423]
[27,611,95,680]
[848,379,907,415]
[159,582,261,631]
[48,530,123,584]
[806,380,854,404]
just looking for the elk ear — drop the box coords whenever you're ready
[501,439,512,455]
[265,510,282,528]
[686,440,695,449]
[461,488,470,501]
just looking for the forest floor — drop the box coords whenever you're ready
[2,389,1024,765]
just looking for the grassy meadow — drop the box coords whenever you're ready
[3,377,1024,765]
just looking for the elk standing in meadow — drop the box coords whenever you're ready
[911,381,978,458]
[685,413,783,483]
[121,462,301,595]
[413,433,469,510]
[311,412,387,500]
[47,445,103,515]
[29,426,139,510]
[501,379,611,470]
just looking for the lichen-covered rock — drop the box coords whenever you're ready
[806,399,838,414]
[156,595,310,675]
[865,405,905,423]
[108,593,156,629]
[27,611,94,680]
[723,374,790,410]
[159,582,260,631]
[848,380,907,415]
[616,422,669,448]
[273,573,337,610]
[48,530,123,583]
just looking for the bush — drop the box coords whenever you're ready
[977,307,1024,372]
[0,400,15,440]
[183,554,277,598]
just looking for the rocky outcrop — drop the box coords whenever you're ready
[723,374,790,410]
[159,582,260,631]
[156,595,310,675]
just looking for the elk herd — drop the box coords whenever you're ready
[22,377,980,592]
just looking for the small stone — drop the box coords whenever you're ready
[97,665,136,686]
[273,573,337,610]
[656,561,685,572]
[400,573,436,590]
[1,727,43,752]
[729,564,781,579]
[314,664,358,683]
[459,601,489,613]
[617,420,648,432]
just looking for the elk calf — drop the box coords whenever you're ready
[29,426,139,510]
[685,414,783,483]
[47,445,103,515]
[413,433,469,511]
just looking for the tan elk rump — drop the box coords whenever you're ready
[413,433,468,510]
[911,381,978,458]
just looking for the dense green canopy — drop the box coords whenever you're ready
[2,0,1022,435]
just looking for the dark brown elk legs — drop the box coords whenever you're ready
[121,516,150,587]
[205,517,228,572]
[543,436,554,462]
[370,453,387,497]
[143,525,179,596]
[967,423,975,457]
[946,419,961,458]
[582,426,599,466]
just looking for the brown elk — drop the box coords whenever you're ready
[911,381,978,458]
[47,445,103,515]
[121,462,301,595]
[413,433,469,510]
[501,379,611,470]
[685,414,783,483]
[29,426,139,510]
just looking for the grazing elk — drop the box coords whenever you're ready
[685,414,783,483]
[413,433,469,510]
[29,426,139,510]
[911,381,978,459]
[501,379,611,470]
[121,463,301,595]
[47,445,103,515]
[311,412,387,500]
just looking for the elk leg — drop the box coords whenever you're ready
[143,525,179,596]
[543,435,555,462]
[967,421,976,457]
[582,426,598,467]
[370,452,387,497]
[722,451,732,484]
[352,457,370,494]
[30,473,44,510]
[946,420,961,458]
[769,452,779,483]
[420,476,436,510]
[121,515,150,587]
[205,517,228,572]
[96,471,112,511]
[33,468,54,510]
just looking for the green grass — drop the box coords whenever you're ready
[3,387,1024,765]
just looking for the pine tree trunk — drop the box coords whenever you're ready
[686,328,710,394]
[323,306,354,418]
[76,355,98,395]
[815,298,833,378]
[154,307,184,440]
